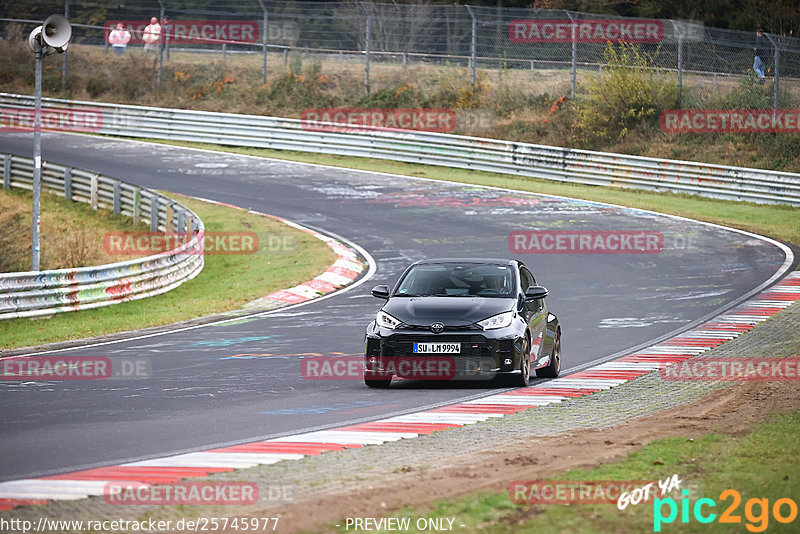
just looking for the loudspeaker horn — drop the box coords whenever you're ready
[41,14,72,51]
[28,26,43,53]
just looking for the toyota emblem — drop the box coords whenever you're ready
[430,322,444,334]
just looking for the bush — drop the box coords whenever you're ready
[86,75,110,98]
[255,61,336,112]
[574,43,678,146]
[357,82,420,108]
[720,72,794,109]
[0,24,32,87]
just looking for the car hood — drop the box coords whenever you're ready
[383,296,514,326]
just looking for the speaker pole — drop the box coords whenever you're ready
[28,14,71,271]
[32,46,43,271]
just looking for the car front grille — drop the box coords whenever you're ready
[402,324,477,332]
[382,334,487,358]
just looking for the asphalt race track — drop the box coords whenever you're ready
[0,133,789,482]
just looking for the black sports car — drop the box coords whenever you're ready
[363,258,561,388]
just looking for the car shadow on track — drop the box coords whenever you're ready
[385,377,551,389]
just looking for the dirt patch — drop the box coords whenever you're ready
[261,378,800,533]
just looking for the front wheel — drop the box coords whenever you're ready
[513,335,531,387]
[364,374,392,388]
[536,329,561,379]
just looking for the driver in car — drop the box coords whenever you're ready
[482,274,509,294]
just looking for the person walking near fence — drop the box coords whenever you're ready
[108,23,131,56]
[753,28,769,84]
[142,17,161,55]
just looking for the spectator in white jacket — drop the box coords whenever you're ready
[142,17,161,54]
[108,23,131,56]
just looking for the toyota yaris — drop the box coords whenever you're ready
[364,258,561,388]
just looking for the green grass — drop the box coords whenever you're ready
[0,188,149,272]
[0,194,337,349]
[333,411,800,533]
[141,140,800,246]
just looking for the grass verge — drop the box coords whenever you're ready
[348,410,800,533]
[0,193,337,350]
[140,139,800,246]
[0,188,147,272]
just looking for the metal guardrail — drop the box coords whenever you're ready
[2,93,800,207]
[0,152,204,320]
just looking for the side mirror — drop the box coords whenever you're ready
[524,285,548,301]
[371,284,390,299]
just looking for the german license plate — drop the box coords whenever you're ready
[413,342,460,354]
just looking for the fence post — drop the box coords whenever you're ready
[165,23,170,60]
[113,181,121,214]
[177,209,185,237]
[90,174,98,210]
[766,33,780,111]
[62,166,71,200]
[3,155,10,189]
[222,43,227,59]
[150,196,159,232]
[133,188,140,224]
[669,20,684,108]
[774,41,780,111]
[165,204,174,233]
[465,5,477,88]
[61,0,69,92]
[566,11,576,97]
[361,2,371,94]
[256,0,269,85]
[157,0,165,87]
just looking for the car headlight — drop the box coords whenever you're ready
[477,311,515,330]
[376,310,402,330]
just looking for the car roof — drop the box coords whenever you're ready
[412,258,517,267]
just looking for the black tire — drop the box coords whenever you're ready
[513,335,531,387]
[536,328,561,379]
[364,377,392,388]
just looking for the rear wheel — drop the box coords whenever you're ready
[513,335,531,387]
[536,329,561,379]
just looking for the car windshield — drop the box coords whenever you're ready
[394,263,514,298]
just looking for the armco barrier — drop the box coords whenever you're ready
[0,153,204,320]
[2,93,800,206]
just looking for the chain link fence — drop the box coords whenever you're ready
[2,1,799,109]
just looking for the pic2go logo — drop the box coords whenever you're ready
[653,489,798,532]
